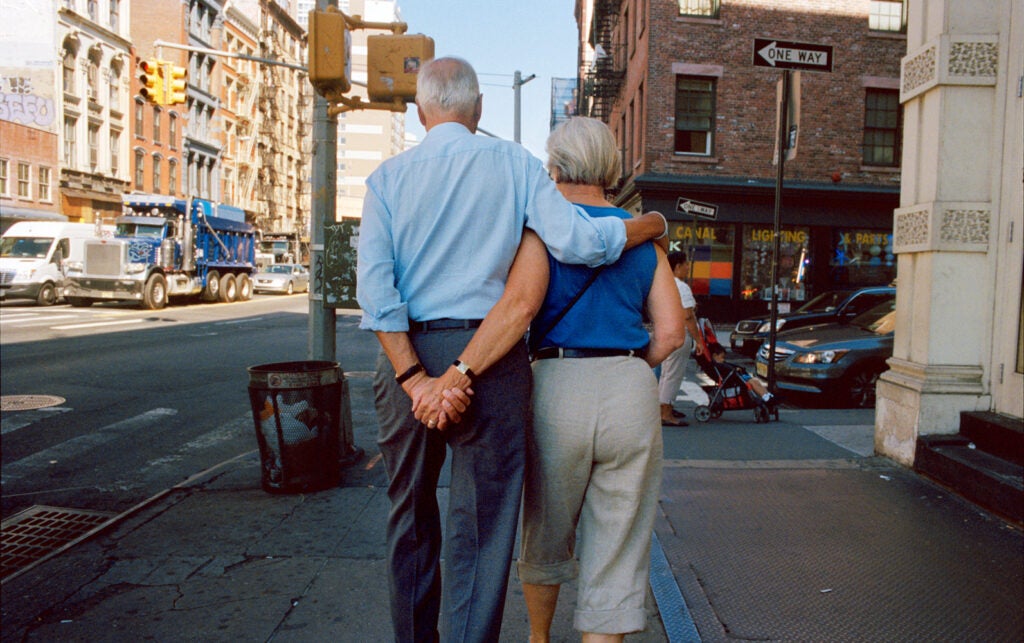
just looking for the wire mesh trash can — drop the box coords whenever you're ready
[248,360,343,494]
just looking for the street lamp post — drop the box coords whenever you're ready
[513,70,536,144]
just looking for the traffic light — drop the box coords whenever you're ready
[166,64,187,105]
[308,7,351,99]
[138,59,164,105]
[367,34,434,103]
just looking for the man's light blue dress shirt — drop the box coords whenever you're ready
[357,122,628,332]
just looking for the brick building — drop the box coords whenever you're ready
[577,0,907,321]
[130,0,190,198]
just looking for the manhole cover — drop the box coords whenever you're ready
[0,395,66,412]
[2,505,116,581]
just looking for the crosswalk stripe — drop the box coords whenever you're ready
[1,408,178,483]
[51,319,145,330]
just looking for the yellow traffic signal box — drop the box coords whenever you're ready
[367,34,434,103]
[308,7,351,99]
[166,64,187,105]
[139,59,164,105]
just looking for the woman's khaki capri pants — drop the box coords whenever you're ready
[517,355,663,635]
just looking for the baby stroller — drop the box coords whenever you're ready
[691,318,779,424]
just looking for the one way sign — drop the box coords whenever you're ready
[675,197,718,220]
[753,38,833,72]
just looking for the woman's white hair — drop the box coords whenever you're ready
[416,57,479,118]
[545,117,621,188]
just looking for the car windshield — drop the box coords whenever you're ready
[266,265,293,274]
[0,237,52,258]
[795,290,852,314]
[851,300,897,335]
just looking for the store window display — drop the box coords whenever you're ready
[739,225,811,302]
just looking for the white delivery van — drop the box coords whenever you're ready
[0,221,109,305]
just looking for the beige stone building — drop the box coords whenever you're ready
[57,0,133,223]
[334,0,406,220]
[221,0,310,250]
[876,0,1023,459]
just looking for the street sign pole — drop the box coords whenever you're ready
[310,0,338,360]
[766,68,792,391]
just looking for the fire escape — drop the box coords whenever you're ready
[256,21,282,232]
[579,0,625,121]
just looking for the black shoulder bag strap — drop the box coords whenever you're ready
[528,265,608,357]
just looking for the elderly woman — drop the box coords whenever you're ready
[517,117,686,642]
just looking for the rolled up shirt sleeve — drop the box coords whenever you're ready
[522,161,626,267]
[357,181,409,332]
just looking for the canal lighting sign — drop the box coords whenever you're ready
[753,38,833,72]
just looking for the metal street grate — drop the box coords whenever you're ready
[2,505,116,581]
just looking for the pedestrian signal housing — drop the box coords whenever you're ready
[367,34,434,103]
[308,7,351,99]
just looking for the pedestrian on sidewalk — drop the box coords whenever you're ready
[517,116,686,642]
[658,251,705,426]
[356,57,670,642]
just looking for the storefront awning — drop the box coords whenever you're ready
[60,188,124,204]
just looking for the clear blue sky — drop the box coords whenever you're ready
[395,0,579,160]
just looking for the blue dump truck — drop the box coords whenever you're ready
[63,194,257,310]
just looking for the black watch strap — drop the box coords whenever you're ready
[395,363,424,385]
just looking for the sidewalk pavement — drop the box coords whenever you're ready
[2,374,1022,642]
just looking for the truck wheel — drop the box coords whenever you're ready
[142,274,167,310]
[203,271,220,302]
[236,274,253,301]
[66,297,94,308]
[36,282,57,306]
[219,273,238,303]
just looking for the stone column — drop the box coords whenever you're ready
[875,1,1006,465]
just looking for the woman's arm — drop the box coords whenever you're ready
[644,246,687,367]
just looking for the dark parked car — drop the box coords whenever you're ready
[754,299,896,408]
[730,286,895,356]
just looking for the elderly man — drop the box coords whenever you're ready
[356,56,668,642]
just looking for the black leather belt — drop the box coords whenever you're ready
[409,318,484,333]
[532,347,644,361]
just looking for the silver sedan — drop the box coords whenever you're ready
[252,264,310,295]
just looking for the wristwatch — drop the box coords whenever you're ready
[452,359,475,381]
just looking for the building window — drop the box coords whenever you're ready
[674,76,715,155]
[87,0,97,21]
[168,160,178,195]
[134,99,144,136]
[64,117,77,164]
[62,46,76,94]
[153,107,161,143]
[110,131,120,175]
[678,0,719,18]
[134,149,144,190]
[109,0,120,29]
[17,162,30,198]
[87,51,100,100]
[38,167,52,201]
[88,124,99,168]
[109,62,121,108]
[869,1,907,33]
[862,89,902,166]
[831,229,895,287]
[153,155,162,193]
[0,159,7,195]
[740,225,810,302]
[169,113,177,148]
